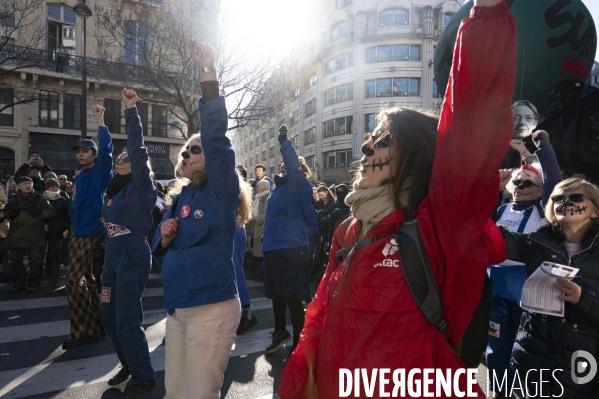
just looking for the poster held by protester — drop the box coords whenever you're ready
[520,262,579,317]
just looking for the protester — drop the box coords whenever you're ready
[43,178,69,287]
[5,176,55,293]
[62,105,114,350]
[247,179,270,283]
[279,0,515,396]
[251,163,272,199]
[64,181,73,196]
[315,186,334,214]
[318,184,350,234]
[58,174,68,191]
[152,39,245,398]
[311,187,319,207]
[486,131,561,397]
[502,178,599,398]
[262,125,316,354]
[15,154,54,194]
[101,88,158,398]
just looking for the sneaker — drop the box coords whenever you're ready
[126,378,158,399]
[108,365,130,386]
[236,314,258,335]
[26,284,38,294]
[8,283,25,293]
[61,332,101,350]
[265,329,291,353]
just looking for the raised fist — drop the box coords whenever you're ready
[278,125,288,145]
[531,130,550,149]
[188,39,215,69]
[122,88,137,109]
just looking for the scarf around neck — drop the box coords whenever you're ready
[252,189,269,216]
[345,176,412,238]
[105,173,132,200]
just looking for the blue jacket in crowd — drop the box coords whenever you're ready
[71,126,114,236]
[101,108,156,238]
[152,95,240,315]
[262,139,313,252]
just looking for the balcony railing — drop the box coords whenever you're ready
[323,128,351,138]
[0,45,191,91]
[362,24,425,39]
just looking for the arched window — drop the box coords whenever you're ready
[124,21,149,64]
[378,9,409,27]
[331,21,346,40]
[47,5,76,54]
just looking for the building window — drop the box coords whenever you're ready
[365,113,376,132]
[262,150,266,161]
[152,104,167,137]
[323,149,352,168]
[63,93,81,129]
[337,0,351,8]
[305,127,315,145]
[306,73,318,89]
[262,132,266,142]
[366,44,420,63]
[250,140,253,149]
[291,135,299,147]
[323,83,353,107]
[136,102,149,134]
[39,91,59,127]
[0,15,15,28]
[255,136,259,147]
[269,146,275,157]
[293,87,301,98]
[304,155,315,171]
[305,98,316,117]
[290,110,299,125]
[104,99,121,133]
[323,116,353,138]
[270,166,275,176]
[444,12,454,26]
[250,156,253,166]
[269,127,275,138]
[325,51,354,75]
[379,8,409,27]
[365,78,420,97]
[124,21,149,64]
[0,88,14,126]
[331,21,346,40]
[433,80,442,98]
[47,5,77,55]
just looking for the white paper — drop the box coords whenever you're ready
[520,262,579,317]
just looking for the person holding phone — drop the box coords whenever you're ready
[14,152,54,194]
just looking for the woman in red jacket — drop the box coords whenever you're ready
[278,0,516,397]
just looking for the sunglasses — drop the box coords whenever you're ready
[115,156,130,165]
[551,193,591,204]
[512,178,540,189]
[364,130,393,149]
[59,177,66,180]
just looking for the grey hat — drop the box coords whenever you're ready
[44,171,58,180]
[257,180,270,191]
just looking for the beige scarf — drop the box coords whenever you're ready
[345,176,412,238]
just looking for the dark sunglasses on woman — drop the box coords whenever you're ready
[551,193,591,204]
[116,156,130,165]
[512,178,540,189]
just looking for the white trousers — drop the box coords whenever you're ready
[165,297,241,399]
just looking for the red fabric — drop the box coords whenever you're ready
[278,2,516,399]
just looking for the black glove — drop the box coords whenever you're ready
[532,130,550,149]
[278,125,288,145]
[29,206,43,217]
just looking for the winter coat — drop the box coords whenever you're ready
[71,127,114,236]
[5,192,55,248]
[503,223,599,398]
[250,193,269,257]
[152,94,240,315]
[251,175,273,199]
[44,193,69,240]
[278,4,516,397]
[262,140,313,252]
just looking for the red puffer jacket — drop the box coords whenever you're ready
[278,2,516,398]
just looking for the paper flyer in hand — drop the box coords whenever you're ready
[520,262,579,317]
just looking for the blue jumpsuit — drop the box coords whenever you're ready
[100,107,156,384]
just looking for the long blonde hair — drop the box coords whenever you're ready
[237,173,251,227]
[174,133,208,188]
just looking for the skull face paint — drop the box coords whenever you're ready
[358,122,394,189]
[553,189,598,226]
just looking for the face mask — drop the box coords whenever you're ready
[44,190,61,199]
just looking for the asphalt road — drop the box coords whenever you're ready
[0,263,497,398]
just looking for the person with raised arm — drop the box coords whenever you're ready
[278,0,516,397]
[101,88,158,398]
[151,40,250,398]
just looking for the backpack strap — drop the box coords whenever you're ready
[396,219,448,338]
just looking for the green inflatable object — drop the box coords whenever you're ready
[434,0,596,120]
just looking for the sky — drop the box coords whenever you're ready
[220,0,599,62]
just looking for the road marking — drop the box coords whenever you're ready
[0,297,273,343]
[0,325,292,399]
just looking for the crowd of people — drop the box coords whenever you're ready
[1,0,599,398]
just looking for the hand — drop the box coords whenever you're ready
[556,278,582,304]
[499,169,512,191]
[531,130,550,149]
[160,217,179,247]
[121,88,137,109]
[474,0,503,6]
[510,139,530,157]
[35,156,44,167]
[63,230,68,239]
[278,124,288,145]
[28,154,39,165]
[45,225,48,232]
[95,105,105,127]
[188,39,216,79]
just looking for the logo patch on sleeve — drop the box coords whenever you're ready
[101,287,111,303]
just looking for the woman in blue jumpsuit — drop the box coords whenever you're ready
[101,88,157,398]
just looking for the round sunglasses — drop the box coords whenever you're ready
[551,193,592,204]
[512,178,540,189]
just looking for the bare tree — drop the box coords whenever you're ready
[0,0,49,113]
[93,0,291,137]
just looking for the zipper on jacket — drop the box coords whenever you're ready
[332,243,357,300]
[528,237,569,264]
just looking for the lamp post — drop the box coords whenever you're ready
[73,1,92,138]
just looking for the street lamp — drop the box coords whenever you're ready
[73,1,92,138]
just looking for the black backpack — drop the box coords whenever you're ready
[336,218,491,368]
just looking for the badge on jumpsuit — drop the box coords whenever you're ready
[194,210,204,219]
[180,205,191,218]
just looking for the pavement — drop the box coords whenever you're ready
[0,262,500,398]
